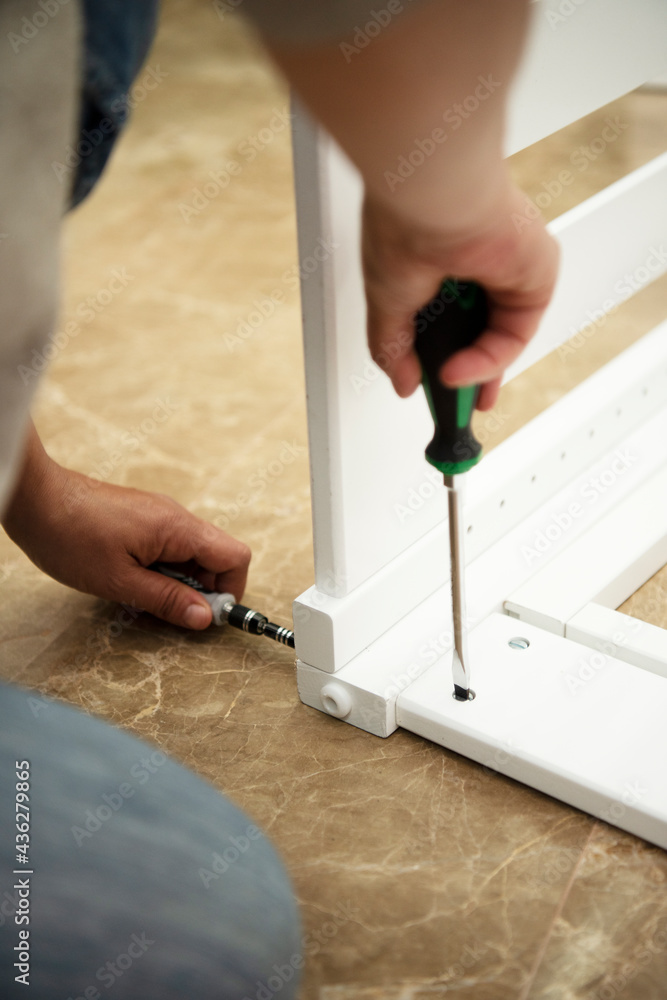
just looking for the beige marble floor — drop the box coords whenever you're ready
[1,2,667,997]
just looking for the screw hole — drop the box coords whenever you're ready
[508,637,530,651]
[467,525,473,534]
[642,387,649,396]
[320,682,352,719]
[531,475,537,483]
[322,695,338,714]
[616,408,622,417]
[499,499,505,508]
[560,451,566,460]
[589,429,595,437]
[452,688,476,702]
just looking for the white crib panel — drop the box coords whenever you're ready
[506,0,667,155]
[292,2,667,598]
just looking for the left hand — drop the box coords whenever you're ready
[3,429,251,630]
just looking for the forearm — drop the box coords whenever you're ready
[2,422,63,567]
[267,0,530,235]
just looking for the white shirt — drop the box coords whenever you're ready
[0,0,79,514]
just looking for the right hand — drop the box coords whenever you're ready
[361,181,560,411]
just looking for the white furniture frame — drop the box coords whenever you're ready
[291,0,667,849]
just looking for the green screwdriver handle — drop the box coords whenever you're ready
[414,279,488,476]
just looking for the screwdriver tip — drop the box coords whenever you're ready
[453,684,469,701]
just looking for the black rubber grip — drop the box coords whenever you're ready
[227,604,267,635]
[413,280,488,475]
[262,622,296,648]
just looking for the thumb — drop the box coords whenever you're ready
[125,564,213,630]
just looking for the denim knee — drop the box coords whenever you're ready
[0,682,301,999]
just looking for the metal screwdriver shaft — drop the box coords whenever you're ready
[150,563,295,648]
[444,473,470,700]
[414,280,488,702]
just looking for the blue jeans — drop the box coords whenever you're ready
[0,682,301,998]
[71,0,161,207]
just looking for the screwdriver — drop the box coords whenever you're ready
[150,562,295,648]
[413,279,487,702]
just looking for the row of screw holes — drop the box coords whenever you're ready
[464,385,651,535]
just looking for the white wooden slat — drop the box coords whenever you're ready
[396,613,667,850]
[291,104,343,594]
[505,463,667,635]
[293,107,438,596]
[470,321,667,559]
[506,0,667,155]
[505,154,667,381]
[566,603,667,680]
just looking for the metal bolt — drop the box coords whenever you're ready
[452,689,476,702]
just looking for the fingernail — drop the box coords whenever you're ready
[440,370,473,388]
[184,604,210,629]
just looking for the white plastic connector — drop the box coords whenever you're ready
[320,683,352,719]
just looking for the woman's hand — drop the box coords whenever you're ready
[3,425,250,629]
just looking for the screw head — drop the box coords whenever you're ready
[508,637,530,651]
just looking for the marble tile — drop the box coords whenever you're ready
[1,2,666,997]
